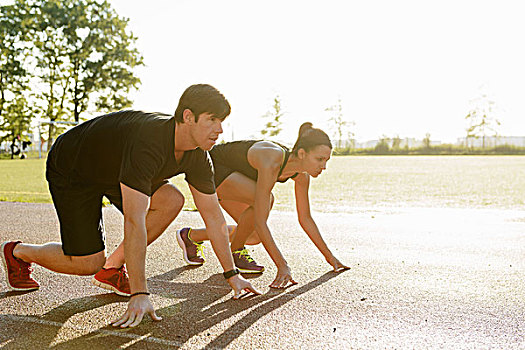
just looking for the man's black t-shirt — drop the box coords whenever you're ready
[46,110,215,196]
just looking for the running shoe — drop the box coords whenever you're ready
[232,247,264,273]
[1,241,40,291]
[92,266,131,297]
[176,227,205,265]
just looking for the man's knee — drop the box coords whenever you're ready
[152,184,185,214]
[71,253,106,275]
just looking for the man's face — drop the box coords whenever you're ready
[191,112,224,150]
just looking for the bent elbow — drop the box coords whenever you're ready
[298,215,312,229]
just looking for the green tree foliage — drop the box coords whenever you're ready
[374,135,390,154]
[0,2,32,116]
[0,95,33,158]
[391,135,402,151]
[0,2,34,158]
[60,0,144,120]
[0,0,143,147]
[261,95,283,138]
[29,1,72,145]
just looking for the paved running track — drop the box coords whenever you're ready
[0,202,524,349]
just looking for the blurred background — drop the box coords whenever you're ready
[1,0,524,159]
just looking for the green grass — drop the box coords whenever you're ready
[0,158,50,203]
[1,156,524,211]
[0,158,195,209]
[272,155,525,212]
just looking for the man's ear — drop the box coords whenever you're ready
[182,109,195,124]
[298,148,306,160]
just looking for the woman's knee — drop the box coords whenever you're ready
[246,231,261,245]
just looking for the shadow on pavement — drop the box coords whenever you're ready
[205,271,341,349]
[0,269,344,349]
[0,290,37,298]
[1,293,127,349]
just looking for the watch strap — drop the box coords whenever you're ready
[223,268,240,279]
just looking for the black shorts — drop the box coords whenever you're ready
[47,168,125,256]
[47,171,169,256]
[47,167,169,257]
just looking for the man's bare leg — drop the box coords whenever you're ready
[103,183,184,269]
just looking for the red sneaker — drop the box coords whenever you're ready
[91,266,131,297]
[1,241,40,291]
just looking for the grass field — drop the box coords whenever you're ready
[0,156,524,212]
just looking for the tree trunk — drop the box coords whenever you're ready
[10,133,16,159]
[47,122,55,151]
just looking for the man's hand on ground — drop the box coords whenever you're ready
[112,294,162,328]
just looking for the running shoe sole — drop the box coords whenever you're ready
[1,242,39,291]
[91,277,131,297]
[176,229,204,266]
[236,266,265,274]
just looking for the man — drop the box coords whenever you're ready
[1,84,260,328]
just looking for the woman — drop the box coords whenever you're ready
[176,122,349,288]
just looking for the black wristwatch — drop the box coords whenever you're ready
[223,268,240,279]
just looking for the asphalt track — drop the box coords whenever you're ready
[0,201,524,349]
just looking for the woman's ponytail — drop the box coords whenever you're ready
[292,122,332,155]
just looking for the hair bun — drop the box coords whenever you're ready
[299,122,313,136]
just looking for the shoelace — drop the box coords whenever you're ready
[195,242,205,258]
[118,267,129,284]
[187,231,204,258]
[239,248,255,263]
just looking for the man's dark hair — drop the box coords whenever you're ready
[174,84,231,123]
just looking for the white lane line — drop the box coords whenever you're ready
[3,314,184,347]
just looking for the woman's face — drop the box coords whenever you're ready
[300,145,332,177]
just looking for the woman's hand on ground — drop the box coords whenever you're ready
[270,265,298,289]
[228,275,262,299]
[327,256,350,272]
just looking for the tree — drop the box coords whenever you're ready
[29,0,72,146]
[423,133,431,149]
[391,135,402,151]
[0,1,34,157]
[465,92,500,149]
[62,0,143,121]
[0,1,32,121]
[0,95,33,159]
[260,95,284,139]
[17,0,143,147]
[325,98,355,149]
[374,135,390,154]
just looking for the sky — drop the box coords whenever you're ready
[5,0,525,143]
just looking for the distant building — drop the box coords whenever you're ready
[456,136,525,147]
[355,140,379,149]
[352,137,440,149]
[313,136,525,150]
